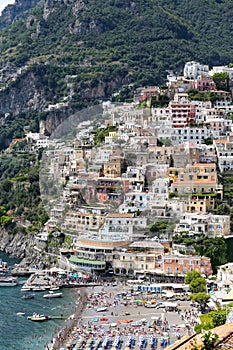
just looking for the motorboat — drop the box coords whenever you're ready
[32,286,47,292]
[22,292,35,299]
[96,307,108,312]
[43,291,63,299]
[17,312,26,316]
[0,271,18,287]
[49,286,60,291]
[28,313,51,322]
[21,284,31,292]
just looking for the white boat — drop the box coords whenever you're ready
[96,307,108,312]
[0,276,18,287]
[17,312,26,316]
[32,286,47,292]
[28,313,51,322]
[43,291,63,299]
[21,285,31,292]
[50,286,60,291]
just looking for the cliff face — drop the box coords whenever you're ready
[0,230,35,259]
[0,230,55,269]
[0,71,46,115]
[0,0,43,29]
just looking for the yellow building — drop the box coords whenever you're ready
[103,157,122,178]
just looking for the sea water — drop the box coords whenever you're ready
[0,251,78,350]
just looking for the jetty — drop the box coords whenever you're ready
[20,269,101,291]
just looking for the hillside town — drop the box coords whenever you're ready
[13,61,233,289]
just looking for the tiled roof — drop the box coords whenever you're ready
[166,323,233,350]
[193,163,216,166]
[173,181,217,184]
[107,213,134,218]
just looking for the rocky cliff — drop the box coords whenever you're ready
[0,229,56,269]
[0,0,43,29]
[0,70,46,115]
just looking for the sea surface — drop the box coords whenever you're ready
[0,251,78,350]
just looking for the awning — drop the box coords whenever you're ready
[69,256,105,266]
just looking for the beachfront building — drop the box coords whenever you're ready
[70,238,129,273]
[112,241,212,277]
[112,241,165,276]
[99,213,147,241]
[162,254,212,277]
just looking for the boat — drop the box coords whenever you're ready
[17,312,26,316]
[96,307,108,312]
[43,291,63,299]
[32,286,47,292]
[0,271,18,287]
[22,292,35,300]
[50,286,60,291]
[21,285,31,292]
[28,313,51,322]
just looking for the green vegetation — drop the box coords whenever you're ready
[174,236,228,274]
[195,305,232,333]
[0,0,233,99]
[185,271,210,313]
[149,219,176,236]
[0,152,49,230]
[212,72,229,91]
[192,329,218,349]
[93,125,116,145]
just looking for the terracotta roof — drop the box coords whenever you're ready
[166,323,233,350]
[214,139,228,143]
[173,181,217,184]
[107,213,134,218]
[193,163,216,166]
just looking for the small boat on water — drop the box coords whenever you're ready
[32,286,47,292]
[50,286,60,291]
[43,291,63,299]
[17,312,26,316]
[28,313,51,322]
[21,286,31,292]
[0,270,18,287]
[22,292,35,300]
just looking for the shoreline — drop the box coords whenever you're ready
[48,287,89,350]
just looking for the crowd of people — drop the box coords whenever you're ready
[47,284,195,350]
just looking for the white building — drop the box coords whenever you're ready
[209,66,233,80]
[214,138,233,172]
[171,127,211,146]
[183,61,209,80]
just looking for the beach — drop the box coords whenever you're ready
[49,282,197,350]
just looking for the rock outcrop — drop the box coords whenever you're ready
[0,229,54,269]
[0,0,43,29]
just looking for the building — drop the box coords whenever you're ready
[112,241,165,276]
[214,138,233,172]
[162,253,212,276]
[183,61,209,80]
[170,163,223,200]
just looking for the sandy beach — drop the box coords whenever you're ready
[49,282,196,350]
